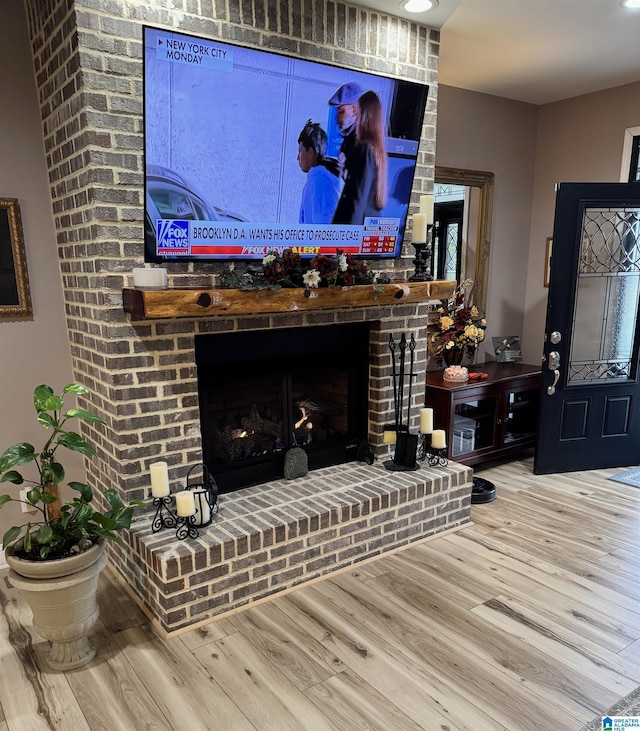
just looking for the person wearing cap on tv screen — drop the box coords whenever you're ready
[327,81,363,183]
[297,120,343,224]
[332,89,387,225]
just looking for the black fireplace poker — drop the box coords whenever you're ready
[385,333,419,471]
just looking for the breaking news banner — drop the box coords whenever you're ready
[155,219,400,258]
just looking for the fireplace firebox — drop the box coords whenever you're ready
[196,323,371,493]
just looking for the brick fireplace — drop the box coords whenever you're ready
[18,0,471,634]
[123,290,472,633]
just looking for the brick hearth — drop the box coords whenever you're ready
[127,461,472,635]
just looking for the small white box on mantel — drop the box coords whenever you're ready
[132,267,167,290]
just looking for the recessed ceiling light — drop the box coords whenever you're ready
[621,0,640,8]
[403,0,438,13]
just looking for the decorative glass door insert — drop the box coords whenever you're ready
[568,206,640,384]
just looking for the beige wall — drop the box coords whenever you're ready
[435,85,539,362]
[0,0,81,551]
[436,81,640,366]
[522,81,640,364]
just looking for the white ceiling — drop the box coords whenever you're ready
[368,0,640,105]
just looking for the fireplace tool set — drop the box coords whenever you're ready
[384,332,448,470]
[151,462,219,540]
[384,333,420,471]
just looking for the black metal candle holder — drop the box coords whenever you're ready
[409,224,433,282]
[418,434,448,467]
[427,448,448,468]
[151,495,201,540]
[150,463,219,541]
[151,495,177,533]
[175,514,200,540]
[151,495,200,540]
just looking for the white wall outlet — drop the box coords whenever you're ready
[19,488,38,514]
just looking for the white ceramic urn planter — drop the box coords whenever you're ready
[6,540,107,671]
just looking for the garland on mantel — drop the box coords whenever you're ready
[220,248,392,291]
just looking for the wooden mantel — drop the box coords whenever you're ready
[122,280,456,320]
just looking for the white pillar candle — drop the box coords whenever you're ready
[412,213,428,243]
[193,492,211,526]
[419,408,434,434]
[431,429,447,449]
[150,461,170,498]
[383,428,397,444]
[419,194,434,224]
[132,267,168,289]
[175,490,196,517]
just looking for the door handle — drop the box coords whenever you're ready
[547,350,560,395]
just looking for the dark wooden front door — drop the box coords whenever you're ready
[534,182,640,474]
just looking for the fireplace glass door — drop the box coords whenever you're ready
[196,323,370,492]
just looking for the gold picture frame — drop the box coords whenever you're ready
[544,236,553,287]
[0,198,32,318]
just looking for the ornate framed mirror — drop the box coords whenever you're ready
[434,167,494,316]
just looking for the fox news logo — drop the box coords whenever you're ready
[156,220,190,254]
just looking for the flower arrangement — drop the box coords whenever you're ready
[430,278,487,361]
[221,248,375,290]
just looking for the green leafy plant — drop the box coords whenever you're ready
[0,383,143,560]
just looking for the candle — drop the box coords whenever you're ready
[383,428,397,444]
[132,267,168,290]
[150,461,170,498]
[419,408,434,434]
[419,194,434,224]
[175,490,196,517]
[431,429,446,449]
[193,492,211,526]
[412,213,428,243]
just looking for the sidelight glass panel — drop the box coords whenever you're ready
[443,223,459,281]
[568,206,640,383]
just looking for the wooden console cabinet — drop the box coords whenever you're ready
[425,362,541,466]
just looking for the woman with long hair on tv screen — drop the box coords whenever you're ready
[332,90,388,226]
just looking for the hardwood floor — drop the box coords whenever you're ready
[0,455,638,730]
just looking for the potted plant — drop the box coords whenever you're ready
[0,383,143,670]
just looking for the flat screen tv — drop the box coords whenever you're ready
[143,26,429,262]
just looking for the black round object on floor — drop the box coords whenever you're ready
[471,476,496,504]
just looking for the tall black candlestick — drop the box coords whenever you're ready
[409,224,433,281]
